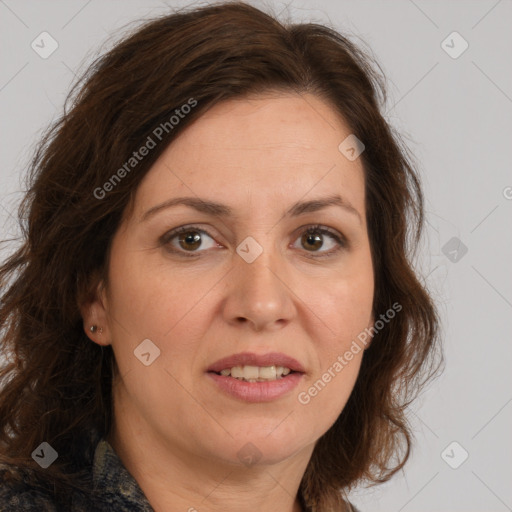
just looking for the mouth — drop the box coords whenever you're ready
[208,365,301,382]
[206,352,305,402]
[207,351,305,374]
[206,370,304,403]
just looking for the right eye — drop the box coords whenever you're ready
[160,225,219,257]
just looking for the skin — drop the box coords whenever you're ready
[83,92,375,512]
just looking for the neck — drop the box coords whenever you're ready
[107,396,313,512]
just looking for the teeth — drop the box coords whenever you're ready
[244,365,259,380]
[259,366,276,379]
[218,365,293,381]
[231,366,244,378]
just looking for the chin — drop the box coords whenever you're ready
[213,431,306,467]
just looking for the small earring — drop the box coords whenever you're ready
[90,325,103,334]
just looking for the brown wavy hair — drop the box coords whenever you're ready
[0,2,442,510]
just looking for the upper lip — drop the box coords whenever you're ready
[207,352,305,373]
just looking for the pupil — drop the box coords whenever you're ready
[179,231,201,250]
[304,233,322,250]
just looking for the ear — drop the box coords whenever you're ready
[80,275,111,347]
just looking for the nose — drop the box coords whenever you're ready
[221,248,295,332]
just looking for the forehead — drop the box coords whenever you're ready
[132,92,366,221]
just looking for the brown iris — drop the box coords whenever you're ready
[302,232,323,251]
[178,230,202,251]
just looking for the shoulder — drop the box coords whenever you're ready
[0,465,97,511]
[0,466,58,511]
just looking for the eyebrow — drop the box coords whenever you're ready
[141,194,362,224]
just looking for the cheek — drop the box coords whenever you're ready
[295,261,373,425]
[105,250,208,424]
[305,257,374,351]
[313,280,370,379]
[323,279,373,348]
[107,246,202,337]
[296,289,368,434]
[106,247,218,381]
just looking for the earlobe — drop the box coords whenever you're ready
[82,304,111,346]
[80,279,111,346]
[85,322,110,346]
[89,325,104,335]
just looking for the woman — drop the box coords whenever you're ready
[0,2,441,511]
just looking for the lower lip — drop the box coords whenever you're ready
[207,372,304,403]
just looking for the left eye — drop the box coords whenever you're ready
[160,224,346,258]
[294,226,345,256]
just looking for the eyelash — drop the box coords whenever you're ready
[159,224,348,259]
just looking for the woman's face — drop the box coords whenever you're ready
[89,92,374,467]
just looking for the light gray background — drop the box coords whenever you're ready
[1,1,511,511]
